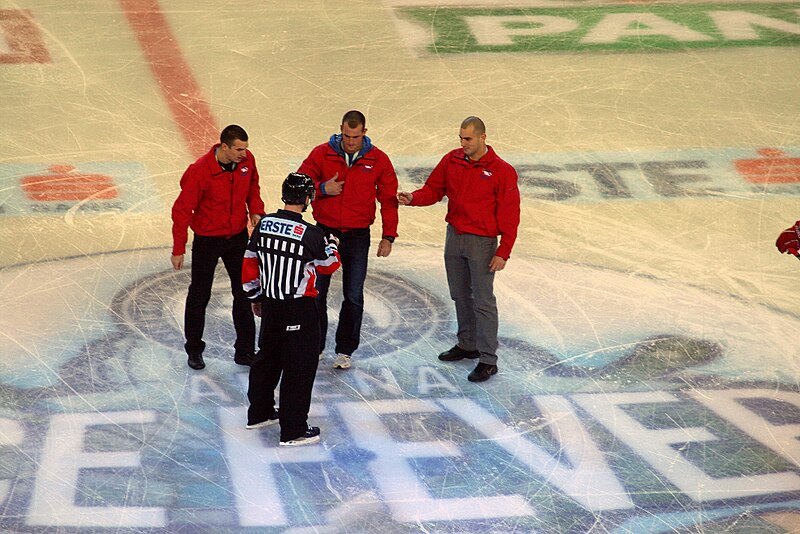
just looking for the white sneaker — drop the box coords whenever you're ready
[333,353,351,369]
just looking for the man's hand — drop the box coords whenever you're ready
[249,213,263,227]
[397,192,413,205]
[377,239,392,257]
[489,256,506,272]
[251,302,262,317]
[171,254,184,271]
[325,234,340,257]
[324,173,344,196]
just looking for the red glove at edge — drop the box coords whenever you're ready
[776,220,800,256]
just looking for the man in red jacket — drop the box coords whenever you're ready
[776,220,800,258]
[171,125,266,371]
[398,116,520,382]
[297,110,399,370]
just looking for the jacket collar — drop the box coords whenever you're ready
[454,145,497,166]
[328,133,374,161]
[203,143,250,176]
[276,209,304,222]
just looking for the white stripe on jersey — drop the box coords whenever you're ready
[251,216,323,300]
[256,231,311,299]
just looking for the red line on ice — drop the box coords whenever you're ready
[120,0,217,159]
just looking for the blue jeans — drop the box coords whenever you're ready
[315,225,370,356]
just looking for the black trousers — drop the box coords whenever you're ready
[184,230,256,356]
[248,297,319,441]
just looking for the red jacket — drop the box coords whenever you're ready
[171,144,266,255]
[297,136,399,237]
[409,146,520,260]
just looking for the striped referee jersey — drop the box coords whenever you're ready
[242,210,340,300]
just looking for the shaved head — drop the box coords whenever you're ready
[460,116,485,136]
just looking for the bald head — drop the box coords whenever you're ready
[459,116,488,161]
[460,116,485,136]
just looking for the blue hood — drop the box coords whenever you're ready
[328,133,374,159]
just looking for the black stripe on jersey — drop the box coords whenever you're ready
[259,234,307,299]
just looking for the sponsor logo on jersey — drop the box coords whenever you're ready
[260,218,306,240]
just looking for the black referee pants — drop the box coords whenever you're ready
[247,297,320,441]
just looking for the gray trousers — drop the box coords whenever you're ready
[443,224,499,365]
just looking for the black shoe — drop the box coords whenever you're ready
[280,426,321,447]
[468,362,498,382]
[187,352,205,370]
[438,345,480,361]
[234,350,260,366]
[246,411,279,430]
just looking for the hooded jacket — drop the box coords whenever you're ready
[297,134,398,237]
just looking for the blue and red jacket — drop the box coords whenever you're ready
[298,134,398,238]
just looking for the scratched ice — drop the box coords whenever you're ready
[1,1,799,533]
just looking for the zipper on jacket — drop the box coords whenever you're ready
[228,170,235,236]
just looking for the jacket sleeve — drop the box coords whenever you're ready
[297,146,326,195]
[410,154,448,207]
[495,165,521,260]
[312,233,341,275]
[246,153,266,216]
[242,229,262,301]
[377,154,400,238]
[170,164,202,256]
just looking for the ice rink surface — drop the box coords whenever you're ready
[1,1,800,532]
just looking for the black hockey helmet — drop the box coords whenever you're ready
[281,172,316,206]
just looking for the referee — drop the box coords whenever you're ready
[241,173,341,446]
